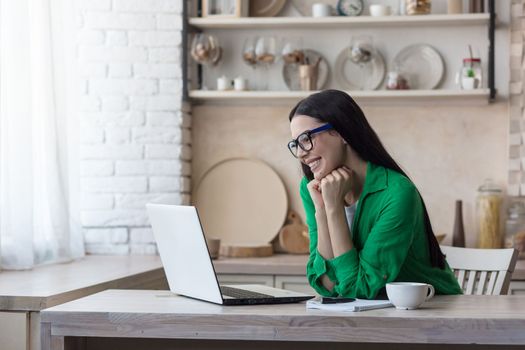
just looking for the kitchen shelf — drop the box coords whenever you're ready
[189,89,491,105]
[183,1,496,102]
[188,13,490,30]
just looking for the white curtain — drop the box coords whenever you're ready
[0,0,83,269]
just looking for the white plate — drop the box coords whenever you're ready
[392,44,444,90]
[334,47,386,90]
[282,49,330,91]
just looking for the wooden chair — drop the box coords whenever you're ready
[440,246,519,295]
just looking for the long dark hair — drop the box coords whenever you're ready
[289,89,446,269]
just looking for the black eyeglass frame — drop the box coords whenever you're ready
[287,123,334,158]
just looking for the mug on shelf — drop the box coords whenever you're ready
[369,4,391,16]
[234,76,246,91]
[312,3,332,17]
[217,75,230,91]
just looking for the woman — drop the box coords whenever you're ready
[288,90,462,299]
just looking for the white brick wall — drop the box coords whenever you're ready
[509,0,525,196]
[78,0,189,255]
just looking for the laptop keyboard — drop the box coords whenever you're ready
[220,285,274,299]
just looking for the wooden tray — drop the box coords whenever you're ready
[220,244,273,258]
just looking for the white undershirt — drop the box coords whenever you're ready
[344,201,358,235]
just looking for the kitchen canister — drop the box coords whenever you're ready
[458,58,482,90]
[447,0,463,14]
[505,201,525,259]
[405,0,431,15]
[476,179,504,249]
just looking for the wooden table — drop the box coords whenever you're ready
[0,256,167,350]
[41,289,525,350]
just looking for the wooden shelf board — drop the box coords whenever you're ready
[189,14,490,30]
[189,89,491,106]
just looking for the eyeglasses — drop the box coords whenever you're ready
[287,123,333,158]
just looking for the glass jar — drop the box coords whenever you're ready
[386,72,400,90]
[405,0,431,15]
[476,179,504,249]
[458,58,482,90]
[386,71,410,90]
[505,201,525,258]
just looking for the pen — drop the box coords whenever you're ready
[321,297,356,304]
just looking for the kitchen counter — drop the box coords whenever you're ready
[512,259,525,280]
[0,255,167,350]
[212,254,308,275]
[213,253,525,280]
[0,255,166,311]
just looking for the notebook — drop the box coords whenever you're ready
[306,297,393,312]
[146,203,315,305]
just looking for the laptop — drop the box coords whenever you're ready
[146,204,314,305]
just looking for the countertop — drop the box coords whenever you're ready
[0,255,164,311]
[212,253,525,280]
[212,254,308,275]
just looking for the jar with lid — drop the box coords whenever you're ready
[405,0,431,15]
[505,200,525,258]
[457,58,482,90]
[476,179,504,249]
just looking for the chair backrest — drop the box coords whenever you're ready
[440,246,518,295]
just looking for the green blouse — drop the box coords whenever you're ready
[300,162,462,298]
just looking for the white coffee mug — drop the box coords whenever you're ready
[386,282,435,310]
[233,76,246,91]
[217,75,229,91]
[312,3,332,17]
[369,4,391,16]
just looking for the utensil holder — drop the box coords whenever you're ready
[298,64,319,91]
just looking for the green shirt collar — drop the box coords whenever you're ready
[361,162,388,198]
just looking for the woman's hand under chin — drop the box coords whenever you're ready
[320,167,354,211]
[307,179,325,211]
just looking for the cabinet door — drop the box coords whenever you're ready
[0,311,28,350]
[275,275,316,294]
[217,274,274,286]
[509,281,525,295]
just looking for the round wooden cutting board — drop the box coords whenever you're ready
[278,224,309,254]
[194,158,288,247]
[249,0,286,17]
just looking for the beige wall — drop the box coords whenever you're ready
[192,102,508,248]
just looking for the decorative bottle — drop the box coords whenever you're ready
[452,200,465,247]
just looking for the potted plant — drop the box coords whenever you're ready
[461,67,479,90]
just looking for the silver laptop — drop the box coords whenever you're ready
[146,203,314,305]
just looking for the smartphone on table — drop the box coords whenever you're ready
[321,297,355,304]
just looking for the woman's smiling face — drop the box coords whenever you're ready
[290,115,346,180]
